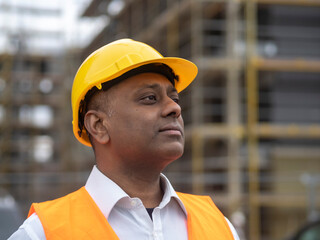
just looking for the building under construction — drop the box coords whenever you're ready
[82,0,320,239]
[1,0,320,239]
[0,1,92,237]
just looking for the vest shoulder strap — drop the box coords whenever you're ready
[177,192,235,240]
[28,187,119,240]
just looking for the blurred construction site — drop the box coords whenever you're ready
[1,0,320,239]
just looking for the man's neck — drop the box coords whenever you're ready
[97,164,164,208]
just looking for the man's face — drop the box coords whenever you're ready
[102,72,184,169]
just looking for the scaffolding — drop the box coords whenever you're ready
[0,1,88,219]
[0,0,312,238]
[80,0,320,239]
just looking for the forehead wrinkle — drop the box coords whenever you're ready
[138,83,161,91]
[135,82,177,94]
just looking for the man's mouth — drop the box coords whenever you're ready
[159,124,183,136]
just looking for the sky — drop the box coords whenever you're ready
[0,0,109,55]
[0,0,111,163]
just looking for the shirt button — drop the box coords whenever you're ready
[130,200,137,207]
[153,232,158,239]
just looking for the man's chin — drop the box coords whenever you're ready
[162,147,184,162]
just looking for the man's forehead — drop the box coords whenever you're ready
[116,72,177,91]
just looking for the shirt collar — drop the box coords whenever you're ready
[159,173,187,216]
[85,165,128,219]
[85,165,187,219]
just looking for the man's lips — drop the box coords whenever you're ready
[159,125,183,136]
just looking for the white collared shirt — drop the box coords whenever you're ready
[9,166,239,240]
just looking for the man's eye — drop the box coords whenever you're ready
[146,95,156,101]
[172,98,180,104]
[141,95,157,103]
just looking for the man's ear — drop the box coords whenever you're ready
[84,110,110,144]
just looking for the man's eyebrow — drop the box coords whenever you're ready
[139,83,161,90]
[137,83,178,93]
[169,85,178,93]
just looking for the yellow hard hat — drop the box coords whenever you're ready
[72,38,198,147]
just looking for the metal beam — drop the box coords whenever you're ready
[256,0,320,6]
[257,124,320,139]
[253,58,320,72]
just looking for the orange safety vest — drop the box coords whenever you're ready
[28,187,234,240]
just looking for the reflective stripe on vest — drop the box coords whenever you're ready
[28,187,234,240]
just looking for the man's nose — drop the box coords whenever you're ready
[161,97,182,118]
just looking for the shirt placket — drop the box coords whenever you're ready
[151,208,163,240]
[128,199,155,239]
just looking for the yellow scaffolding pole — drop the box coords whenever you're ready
[226,0,242,214]
[191,0,205,194]
[246,0,261,240]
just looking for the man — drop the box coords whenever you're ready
[9,39,240,239]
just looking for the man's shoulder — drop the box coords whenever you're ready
[176,192,237,239]
[29,187,86,217]
[176,192,213,203]
[175,192,221,216]
[39,187,84,203]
